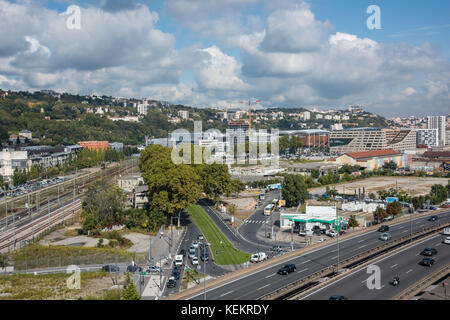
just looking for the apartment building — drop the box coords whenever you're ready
[427,116,446,146]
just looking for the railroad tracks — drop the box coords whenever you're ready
[259,222,450,300]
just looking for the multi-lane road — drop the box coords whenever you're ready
[303,233,450,300]
[185,209,450,300]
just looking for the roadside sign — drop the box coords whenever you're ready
[186,267,191,272]
[197,265,201,271]
[141,272,147,276]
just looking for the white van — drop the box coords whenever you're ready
[250,252,267,263]
[174,255,183,266]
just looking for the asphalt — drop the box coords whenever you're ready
[302,233,450,300]
[185,210,450,300]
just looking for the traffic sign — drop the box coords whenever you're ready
[186,267,191,272]
[140,272,147,276]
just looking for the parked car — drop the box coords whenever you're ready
[167,277,177,288]
[329,295,348,300]
[378,225,389,232]
[428,215,438,221]
[442,237,450,245]
[420,257,435,266]
[179,249,186,257]
[277,264,296,275]
[270,245,284,252]
[102,265,119,272]
[192,257,199,265]
[421,248,438,256]
[126,265,142,273]
[327,230,338,237]
[146,265,162,273]
[379,232,392,241]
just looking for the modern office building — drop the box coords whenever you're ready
[427,116,446,146]
[329,128,416,154]
[416,129,439,148]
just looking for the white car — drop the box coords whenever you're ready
[379,232,392,241]
[192,241,199,248]
[174,254,183,266]
[443,237,450,245]
[443,228,450,236]
[192,257,199,265]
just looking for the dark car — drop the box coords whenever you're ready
[428,215,438,221]
[102,265,120,272]
[171,270,181,280]
[329,295,348,300]
[421,248,438,256]
[200,253,209,262]
[126,265,142,273]
[179,249,186,257]
[420,257,435,267]
[173,265,181,273]
[277,264,296,275]
[167,277,177,288]
[378,225,389,232]
[271,245,284,252]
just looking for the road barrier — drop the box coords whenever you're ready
[392,264,450,300]
[259,221,450,300]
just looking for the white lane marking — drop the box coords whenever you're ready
[330,249,337,253]
[300,260,310,264]
[436,243,441,246]
[416,253,420,256]
[391,264,398,268]
[258,284,271,290]
[265,273,276,279]
[358,245,366,249]
[402,230,408,233]
[406,269,413,274]
[331,256,338,260]
[219,290,234,297]
[358,239,365,243]
[298,268,308,273]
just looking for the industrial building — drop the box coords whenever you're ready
[78,141,109,151]
[331,149,411,171]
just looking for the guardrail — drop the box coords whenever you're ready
[259,221,450,300]
[393,264,450,300]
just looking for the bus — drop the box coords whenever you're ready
[264,204,274,216]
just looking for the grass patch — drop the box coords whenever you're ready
[10,244,145,270]
[181,269,205,290]
[0,271,124,300]
[187,204,251,265]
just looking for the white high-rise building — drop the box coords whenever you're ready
[427,116,446,146]
[416,129,439,148]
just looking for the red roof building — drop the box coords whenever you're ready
[78,141,109,151]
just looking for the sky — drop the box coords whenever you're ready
[0,0,449,117]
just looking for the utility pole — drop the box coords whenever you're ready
[115,247,118,285]
[203,241,206,300]
[5,200,7,228]
[336,212,340,273]
[48,200,50,230]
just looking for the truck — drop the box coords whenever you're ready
[250,252,267,263]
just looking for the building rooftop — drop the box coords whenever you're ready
[345,149,401,160]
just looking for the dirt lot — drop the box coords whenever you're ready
[222,193,259,224]
[310,176,449,197]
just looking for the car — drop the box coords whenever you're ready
[167,277,177,288]
[179,249,186,257]
[197,234,204,241]
[102,265,120,272]
[421,248,438,256]
[443,228,450,236]
[429,206,437,210]
[379,232,392,241]
[192,257,199,265]
[171,270,181,280]
[270,245,284,252]
[327,230,338,237]
[188,248,196,259]
[420,257,435,266]
[442,237,450,245]
[428,215,438,221]
[146,265,162,273]
[126,265,142,273]
[250,252,267,263]
[277,264,296,275]
[192,241,199,248]
[200,253,209,262]
[378,225,389,232]
[174,254,183,266]
[329,295,348,300]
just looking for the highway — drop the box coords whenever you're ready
[185,209,450,300]
[302,233,450,300]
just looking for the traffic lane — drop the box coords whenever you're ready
[303,234,450,300]
[186,212,450,300]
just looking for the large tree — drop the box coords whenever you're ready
[281,174,308,208]
[195,163,234,202]
[140,144,201,226]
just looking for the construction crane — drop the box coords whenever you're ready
[237,99,261,138]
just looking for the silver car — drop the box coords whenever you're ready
[379,232,392,241]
